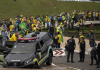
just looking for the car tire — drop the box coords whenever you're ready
[34,62,40,68]
[46,53,52,65]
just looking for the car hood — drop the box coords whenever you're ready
[5,53,34,62]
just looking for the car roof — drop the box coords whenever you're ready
[24,32,48,38]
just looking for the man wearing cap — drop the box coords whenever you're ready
[67,35,76,63]
[87,30,95,41]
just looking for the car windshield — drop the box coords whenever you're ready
[10,43,35,54]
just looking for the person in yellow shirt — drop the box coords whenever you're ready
[32,25,36,32]
[96,12,99,20]
[33,18,37,24]
[88,12,92,21]
[9,33,19,41]
[60,22,63,30]
[57,32,61,48]
[9,25,14,32]
[78,32,84,44]
[37,20,40,26]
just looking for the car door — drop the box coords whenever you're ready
[35,43,41,61]
[39,40,47,59]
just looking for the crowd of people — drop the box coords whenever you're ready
[0,10,100,68]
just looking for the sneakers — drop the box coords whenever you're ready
[78,60,84,62]
[94,63,98,65]
[96,66,100,68]
[67,60,70,62]
[78,60,82,62]
[67,60,75,63]
[89,63,93,65]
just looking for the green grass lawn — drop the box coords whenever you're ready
[0,0,100,19]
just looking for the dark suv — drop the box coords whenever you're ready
[0,32,53,68]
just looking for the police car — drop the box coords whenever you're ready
[0,32,53,68]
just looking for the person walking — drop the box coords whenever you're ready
[87,30,96,46]
[78,37,85,62]
[67,35,76,63]
[89,39,98,65]
[2,30,8,46]
[96,42,100,68]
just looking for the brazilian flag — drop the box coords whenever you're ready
[59,29,64,43]
[19,22,28,31]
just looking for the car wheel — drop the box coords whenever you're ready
[46,53,52,65]
[34,62,40,68]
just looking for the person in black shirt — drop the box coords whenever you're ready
[49,25,54,38]
[53,33,58,48]
[89,39,98,65]
[78,37,85,62]
[96,43,100,68]
[67,35,76,63]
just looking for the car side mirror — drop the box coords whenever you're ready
[3,51,9,54]
[36,49,41,52]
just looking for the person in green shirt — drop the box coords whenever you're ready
[20,28,25,37]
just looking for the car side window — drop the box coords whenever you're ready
[36,43,40,51]
[40,40,44,48]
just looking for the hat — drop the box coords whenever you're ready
[79,32,82,34]
[71,35,74,38]
[91,30,94,32]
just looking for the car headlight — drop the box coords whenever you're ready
[3,60,7,65]
[24,59,32,65]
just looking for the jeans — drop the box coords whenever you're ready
[54,44,58,48]
[50,32,54,38]
[3,39,7,46]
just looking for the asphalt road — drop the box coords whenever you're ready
[53,51,100,70]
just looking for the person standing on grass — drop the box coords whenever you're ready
[90,23,94,30]
[81,22,85,33]
[71,20,74,30]
[76,20,80,32]
[99,12,100,21]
